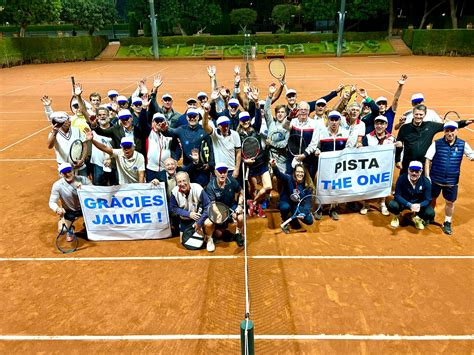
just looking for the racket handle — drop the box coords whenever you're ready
[280,217,293,228]
[71,76,76,88]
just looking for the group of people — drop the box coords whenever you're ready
[46,65,473,252]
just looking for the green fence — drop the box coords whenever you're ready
[403,29,474,56]
[0,36,108,67]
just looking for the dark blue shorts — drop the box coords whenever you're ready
[64,210,82,222]
[248,164,269,178]
[431,183,458,202]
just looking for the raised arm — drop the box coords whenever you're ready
[207,65,218,92]
[202,103,213,135]
[74,83,91,122]
[391,75,407,113]
[85,128,113,156]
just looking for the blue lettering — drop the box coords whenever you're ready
[332,179,343,189]
[141,196,152,207]
[122,197,133,208]
[381,172,390,182]
[369,174,380,184]
[343,177,352,188]
[92,214,100,224]
[152,195,164,206]
[126,214,140,224]
[102,214,113,224]
[110,196,123,208]
[84,198,96,209]
[141,213,152,223]
[357,175,368,186]
[112,214,125,224]
[321,180,331,189]
[97,198,109,209]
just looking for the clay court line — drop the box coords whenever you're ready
[325,63,353,76]
[0,125,51,152]
[1,255,472,262]
[0,334,471,341]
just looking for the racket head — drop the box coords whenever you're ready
[297,194,321,216]
[242,136,260,160]
[55,224,78,254]
[287,134,306,156]
[269,129,288,149]
[69,139,83,163]
[269,59,286,80]
[207,201,231,225]
[443,111,460,122]
[199,139,211,165]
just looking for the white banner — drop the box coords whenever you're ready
[78,183,171,241]
[316,145,395,204]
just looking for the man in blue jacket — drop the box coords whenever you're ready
[388,161,435,230]
[425,121,474,235]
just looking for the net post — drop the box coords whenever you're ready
[240,319,254,355]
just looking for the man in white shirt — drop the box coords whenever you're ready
[395,93,442,129]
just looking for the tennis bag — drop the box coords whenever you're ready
[181,225,205,250]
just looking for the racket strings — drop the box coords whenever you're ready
[242,137,260,159]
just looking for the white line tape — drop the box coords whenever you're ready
[325,63,353,76]
[0,126,51,152]
[0,158,56,162]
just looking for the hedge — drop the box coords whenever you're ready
[0,36,108,67]
[0,24,128,33]
[403,29,474,56]
[119,32,387,47]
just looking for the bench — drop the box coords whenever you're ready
[264,48,286,58]
[204,49,224,60]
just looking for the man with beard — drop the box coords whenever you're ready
[425,121,474,235]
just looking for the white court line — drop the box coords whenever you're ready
[0,158,55,162]
[0,334,471,341]
[1,255,472,262]
[0,125,50,152]
[325,63,353,76]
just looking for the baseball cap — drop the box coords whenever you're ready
[131,97,142,106]
[239,111,251,121]
[186,108,199,117]
[443,120,458,130]
[50,111,69,123]
[228,98,239,107]
[374,115,388,123]
[411,93,424,104]
[258,100,266,107]
[316,98,327,105]
[328,110,342,120]
[152,113,165,122]
[162,93,173,101]
[117,95,128,104]
[107,90,119,97]
[197,91,207,99]
[215,162,228,172]
[118,109,132,120]
[408,161,423,171]
[58,162,72,174]
[375,96,388,103]
[120,137,135,147]
[216,116,231,126]
[286,89,297,97]
[186,97,197,104]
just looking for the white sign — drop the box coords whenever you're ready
[78,183,171,241]
[316,145,395,204]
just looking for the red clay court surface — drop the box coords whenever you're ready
[0,57,473,353]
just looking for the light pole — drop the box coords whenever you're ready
[336,0,346,57]
[148,0,159,59]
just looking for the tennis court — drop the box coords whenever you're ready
[0,56,473,353]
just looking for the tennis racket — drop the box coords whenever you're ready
[269,59,288,91]
[443,111,460,122]
[199,138,211,165]
[288,133,307,156]
[71,76,76,92]
[281,194,321,228]
[341,84,357,106]
[207,201,235,225]
[69,139,84,165]
[56,220,78,254]
[242,136,260,179]
[269,129,288,150]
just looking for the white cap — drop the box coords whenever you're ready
[107,89,119,97]
[58,162,72,174]
[374,115,388,123]
[131,97,142,105]
[375,96,388,103]
[228,98,239,107]
[328,110,342,119]
[152,112,165,122]
[197,91,208,99]
[316,98,327,105]
[408,161,423,171]
[118,109,132,119]
[286,89,297,96]
[411,93,424,103]
[117,95,128,103]
[443,120,458,130]
[186,108,199,116]
[50,111,69,123]
[120,137,135,146]
[186,97,197,104]
[258,100,266,107]
[216,116,231,126]
[215,162,228,171]
[162,93,173,100]
[239,111,251,121]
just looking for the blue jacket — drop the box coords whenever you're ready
[394,174,432,209]
[430,137,465,185]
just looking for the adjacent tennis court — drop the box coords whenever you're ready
[0,56,473,353]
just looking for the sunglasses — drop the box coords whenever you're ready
[108,95,118,98]
[187,114,198,119]
[119,116,132,120]
[72,104,79,109]
[216,168,228,174]
[198,96,207,101]
[121,144,133,149]
[241,118,251,123]
[133,103,142,107]
[316,103,326,107]
[408,168,421,173]
[229,105,239,109]
[163,98,172,102]
[286,94,296,98]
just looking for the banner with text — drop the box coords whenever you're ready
[316,145,395,204]
[78,183,171,241]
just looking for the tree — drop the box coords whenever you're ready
[159,0,222,36]
[0,0,61,37]
[271,4,298,33]
[230,8,257,33]
[449,0,458,29]
[418,0,446,29]
[61,0,117,35]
